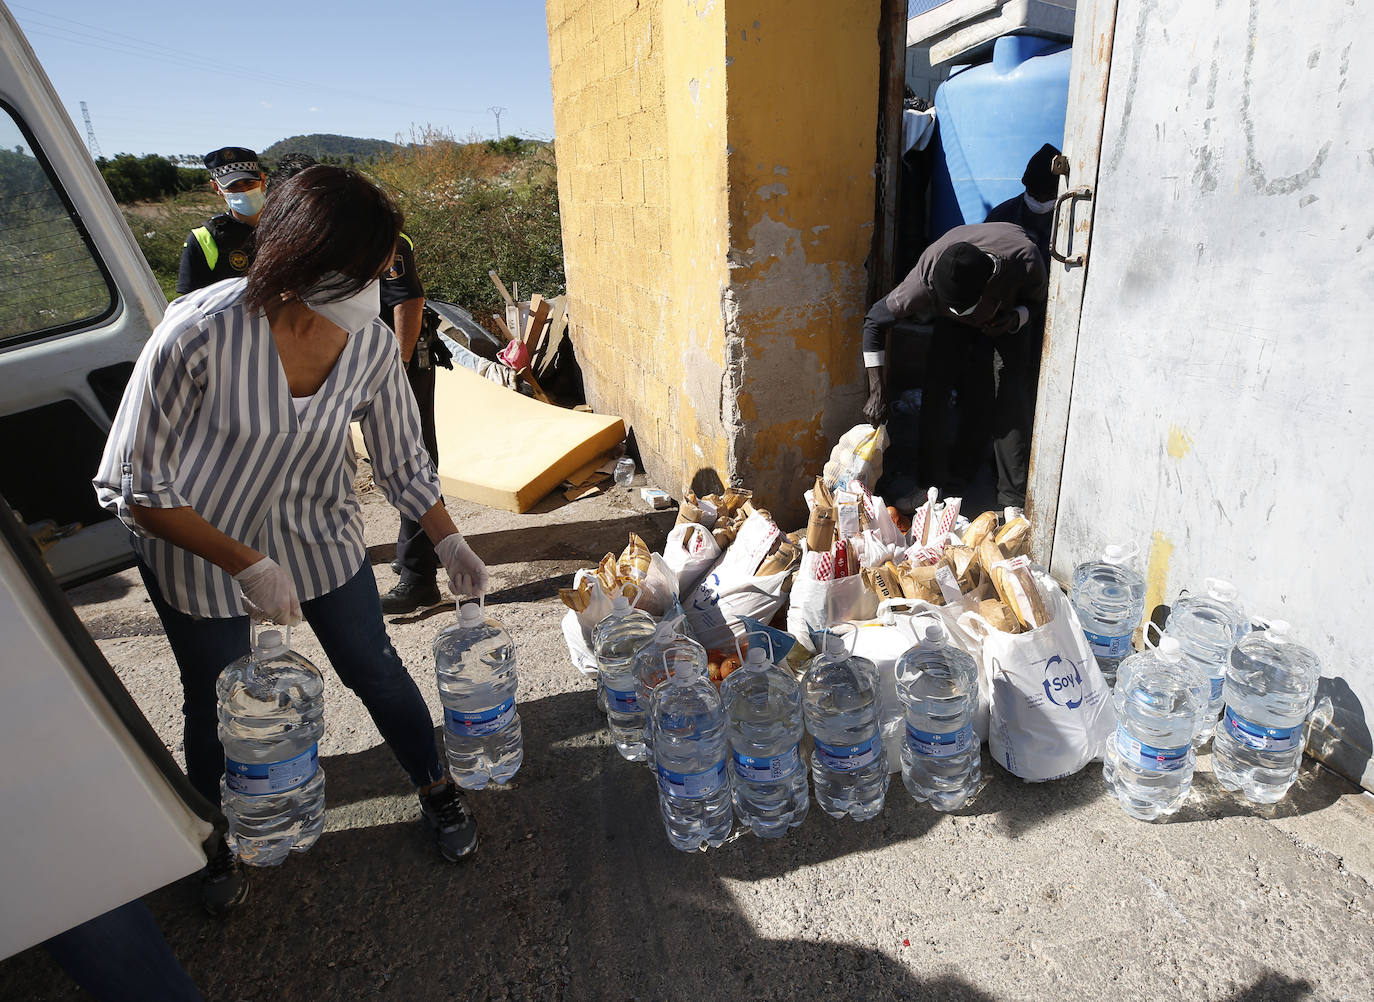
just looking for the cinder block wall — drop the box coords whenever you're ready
[547,0,879,526]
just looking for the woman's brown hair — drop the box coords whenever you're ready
[244,165,403,314]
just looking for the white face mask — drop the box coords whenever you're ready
[304,275,381,333]
[223,185,266,218]
[1023,192,1057,214]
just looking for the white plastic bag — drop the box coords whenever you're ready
[660,522,722,597]
[685,565,791,652]
[823,424,890,492]
[786,550,878,654]
[961,574,1115,782]
[562,609,598,677]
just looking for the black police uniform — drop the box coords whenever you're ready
[176,212,255,295]
[384,235,441,586]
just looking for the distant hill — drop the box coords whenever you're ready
[260,134,399,163]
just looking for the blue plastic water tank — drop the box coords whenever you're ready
[928,35,1072,239]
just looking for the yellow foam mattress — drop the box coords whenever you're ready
[354,364,625,513]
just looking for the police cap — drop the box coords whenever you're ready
[204,146,262,187]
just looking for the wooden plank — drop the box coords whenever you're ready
[519,367,552,404]
[535,297,570,378]
[488,270,514,307]
[491,314,516,343]
[523,298,551,351]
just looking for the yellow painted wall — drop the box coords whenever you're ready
[547,0,880,526]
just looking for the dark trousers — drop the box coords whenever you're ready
[396,353,440,584]
[44,900,203,1002]
[917,316,1042,508]
[138,558,444,806]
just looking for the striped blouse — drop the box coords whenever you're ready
[94,279,441,619]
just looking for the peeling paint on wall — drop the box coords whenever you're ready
[1145,530,1175,622]
[1166,425,1194,458]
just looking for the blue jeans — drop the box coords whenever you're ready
[138,558,444,805]
[44,900,203,1002]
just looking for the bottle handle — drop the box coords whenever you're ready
[1142,620,1163,650]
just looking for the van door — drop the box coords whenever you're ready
[0,4,166,586]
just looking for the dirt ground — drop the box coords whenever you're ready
[2,476,1373,1002]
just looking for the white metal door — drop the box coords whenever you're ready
[1032,0,1374,789]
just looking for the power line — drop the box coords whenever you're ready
[79,101,101,158]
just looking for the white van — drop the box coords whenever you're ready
[0,2,214,960]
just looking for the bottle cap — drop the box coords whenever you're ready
[610,595,630,613]
[743,646,767,667]
[1206,578,1239,602]
[923,622,946,644]
[1103,542,1139,564]
[1265,619,1291,639]
[1157,636,1182,660]
[458,602,484,627]
[255,629,286,655]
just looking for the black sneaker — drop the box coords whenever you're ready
[418,782,479,862]
[200,838,249,916]
[381,579,442,614]
[389,558,402,574]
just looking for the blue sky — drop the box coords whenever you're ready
[10,0,556,157]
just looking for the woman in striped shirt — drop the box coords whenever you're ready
[95,166,485,915]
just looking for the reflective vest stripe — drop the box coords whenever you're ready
[192,226,218,271]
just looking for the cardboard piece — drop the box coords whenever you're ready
[353,364,625,513]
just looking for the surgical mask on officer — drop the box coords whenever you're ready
[303,274,381,333]
[221,183,266,219]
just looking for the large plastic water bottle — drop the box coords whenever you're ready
[1103,638,1201,821]
[1212,622,1320,804]
[216,628,325,866]
[592,596,657,761]
[633,622,706,765]
[1070,543,1147,688]
[651,650,733,850]
[433,602,523,789]
[801,633,889,821]
[1167,579,1250,746]
[895,622,981,811]
[720,641,809,837]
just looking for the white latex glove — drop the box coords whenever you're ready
[233,556,303,625]
[435,532,489,598]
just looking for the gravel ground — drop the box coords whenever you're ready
[2,477,1372,1002]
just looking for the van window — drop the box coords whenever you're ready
[0,103,115,344]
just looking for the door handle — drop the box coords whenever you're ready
[1049,185,1094,267]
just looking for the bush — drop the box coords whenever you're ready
[370,129,565,324]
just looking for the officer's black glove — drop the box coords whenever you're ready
[863,366,889,427]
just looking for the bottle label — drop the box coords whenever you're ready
[1082,628,1132,659]
[445,697,516,737]
[1222,707,1303,753]
[906,722,975,760]
[604,685,640,713]
[732,744,802,783]
[657,760,727,799]
[813,734,880,772]
[1114,727,1190,772]
[224,744,318,796]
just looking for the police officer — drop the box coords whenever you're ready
[271,154,444,613]
[862,222,1047,508]
[176,146,266,294]
[985,143,1061,267]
